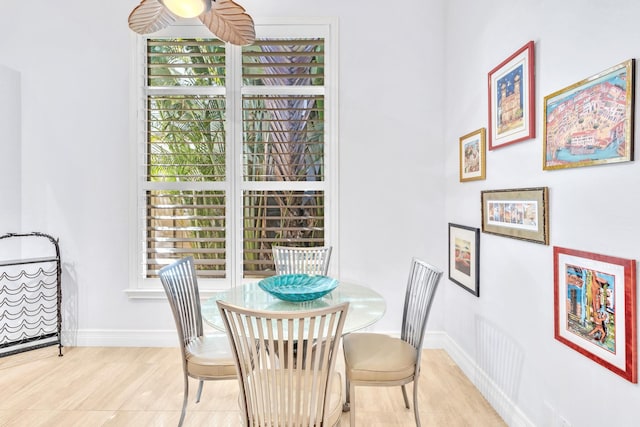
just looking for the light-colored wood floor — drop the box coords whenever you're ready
[0,346,505,426]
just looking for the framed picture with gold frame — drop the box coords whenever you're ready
[543,59,635,170]
[481,187,549,245]
[459,128,486,182]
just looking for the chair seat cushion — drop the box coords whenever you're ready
[186,335,237,379]
[343,333,417,382]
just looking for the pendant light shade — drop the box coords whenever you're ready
[129,0,255,46]
[158,0,211,18]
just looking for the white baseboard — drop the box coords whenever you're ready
[64,329,179,348]
[65,328,533,426]
[63,324,227,348]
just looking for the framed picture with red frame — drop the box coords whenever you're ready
[554,246,637,383]
[488,41,535,149]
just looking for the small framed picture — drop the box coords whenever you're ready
[481,187,549,245]
[554,246,637,383]
[459,128,486,182]
[488,41,536,150]
[543,59,635,170]
[448,223,480,297]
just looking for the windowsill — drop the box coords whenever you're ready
[124,288,228,300]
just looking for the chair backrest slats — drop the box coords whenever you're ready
[159,257,204,349]
[272,246,333,276]
[218,300,348,427]
[400,258,443,366]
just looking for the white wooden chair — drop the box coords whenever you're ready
[159,256,237,427]
[342,258,443,427]
[217,300,348,426]
[272,246,333,276]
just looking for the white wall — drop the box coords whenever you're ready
[0,64,21,245]
[0,0,446,341]
[444,0,640,426]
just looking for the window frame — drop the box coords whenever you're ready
[126,17,339,299]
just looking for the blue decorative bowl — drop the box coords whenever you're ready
[258,274,339,302]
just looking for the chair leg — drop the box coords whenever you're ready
[349,383,356,427]
[401,384,410,409]
[195,379,204,403]
[342,376,351,412]
[413,380,421,427]
[179,373,189,427]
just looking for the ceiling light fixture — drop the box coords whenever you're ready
[128,0,255,46]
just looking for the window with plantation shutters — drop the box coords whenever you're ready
[131,20,336,293]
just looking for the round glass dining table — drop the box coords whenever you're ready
[201,281,386,334]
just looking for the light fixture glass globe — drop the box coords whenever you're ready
[159,0,211,18]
